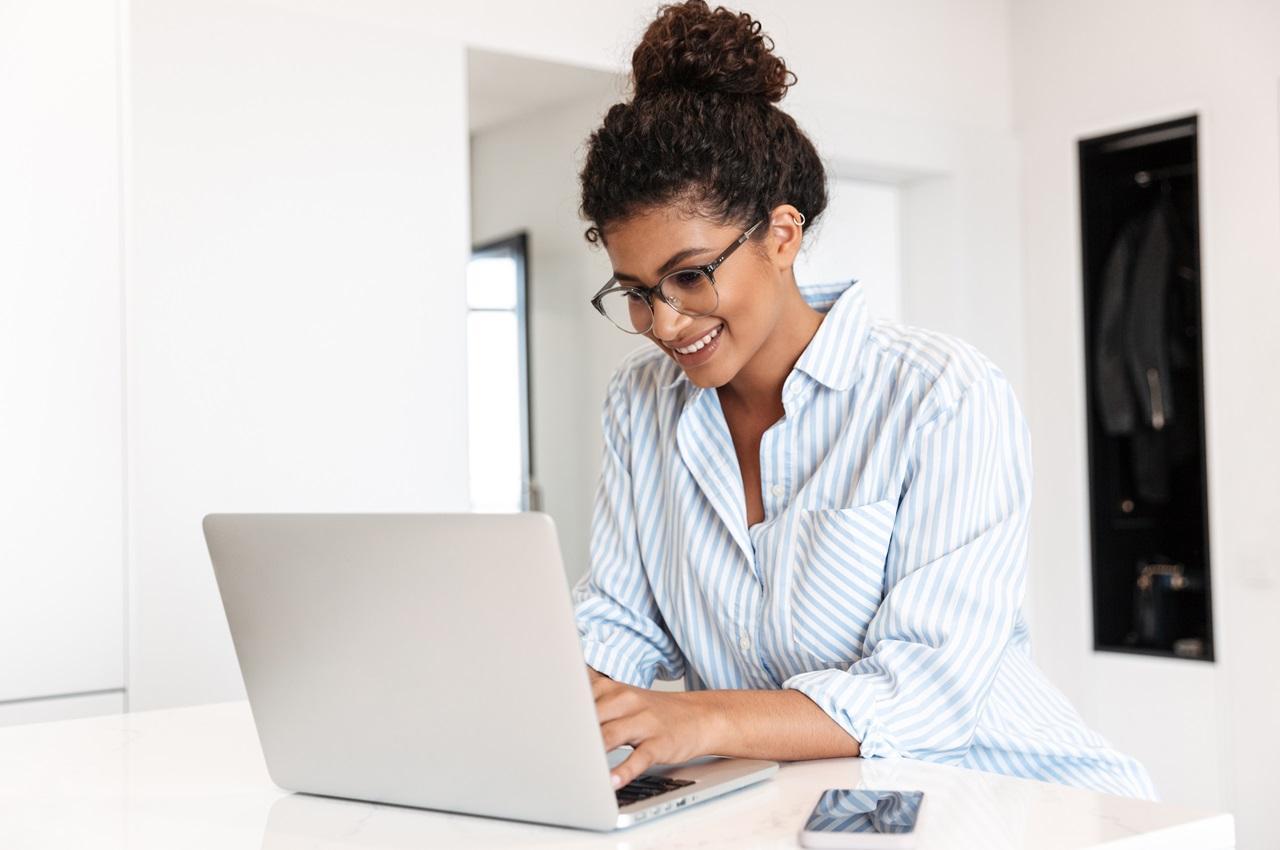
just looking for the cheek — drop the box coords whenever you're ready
[718,291,770,349]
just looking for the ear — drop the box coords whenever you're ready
[764,204,805,272]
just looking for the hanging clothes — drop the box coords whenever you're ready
[1092,190,1197,504]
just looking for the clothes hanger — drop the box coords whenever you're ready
[1134,165,1196,258]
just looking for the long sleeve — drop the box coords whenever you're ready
[783,370,1033,762]
[571,368,685,687]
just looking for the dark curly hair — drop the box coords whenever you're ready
[578,0,828,247]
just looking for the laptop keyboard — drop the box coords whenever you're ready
[616,775,695,807]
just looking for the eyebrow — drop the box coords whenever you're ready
[613,246,713,285]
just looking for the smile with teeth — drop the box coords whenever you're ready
[672,324,723,355]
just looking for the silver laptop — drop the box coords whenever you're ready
[202,512,777,831]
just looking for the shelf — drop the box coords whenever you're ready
[1078,115,1215,664]
[1092,643,1214,663]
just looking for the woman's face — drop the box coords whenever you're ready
[601,207,792,389]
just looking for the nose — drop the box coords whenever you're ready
[650,297,691,343]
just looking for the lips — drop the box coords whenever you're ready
[668,323,724,355]
[666,322,725,368]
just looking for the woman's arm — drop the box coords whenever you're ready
[591,672,859,788]
[574,369,685,686]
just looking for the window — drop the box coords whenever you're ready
[466,233,533,512]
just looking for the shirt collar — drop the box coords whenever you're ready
[660,278,868,392]
[792,278,869,391]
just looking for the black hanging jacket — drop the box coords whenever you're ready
[1092,191,1196,503]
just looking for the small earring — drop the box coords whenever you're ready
[791,211,806,227]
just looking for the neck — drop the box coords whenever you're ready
[719,283,823,413]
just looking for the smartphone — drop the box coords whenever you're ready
[797,789,926,849]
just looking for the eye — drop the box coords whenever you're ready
[668,270,705,289]
[623,289,647,302]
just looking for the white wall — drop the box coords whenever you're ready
[470,85,638,587]
[10,0,1024,723]
[469,40,1019,588]
[0,0,125,716]
[8,2,1272,839]
[125,0,472,708]
[1011,2,1280,847]
[794,177,904,323]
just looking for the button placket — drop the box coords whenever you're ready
[759,414,790,521]
[755,393,796,686]
[738,557,769,683]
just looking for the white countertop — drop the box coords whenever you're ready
[0,701,1233,849]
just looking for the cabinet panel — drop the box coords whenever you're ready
[1078,116,1213,661]
[0,0,126,700]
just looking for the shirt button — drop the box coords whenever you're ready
[739,634,752,652]
[769,484,784,498]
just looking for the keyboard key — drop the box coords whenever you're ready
[615,775,696,806]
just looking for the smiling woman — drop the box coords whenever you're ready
[570,0,1157,802]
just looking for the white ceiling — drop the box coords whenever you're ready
[466,48,623,133]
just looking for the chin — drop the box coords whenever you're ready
[683,362,735,389]
[659,332,738,388]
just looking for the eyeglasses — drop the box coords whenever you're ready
[588,219,765,335]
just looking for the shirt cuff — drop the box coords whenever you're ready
[784,667,889,758]
[580,637,654,689]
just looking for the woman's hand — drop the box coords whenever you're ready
[584,666,860,788]
[590,675,723,789]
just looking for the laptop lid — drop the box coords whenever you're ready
[203,512,621,831]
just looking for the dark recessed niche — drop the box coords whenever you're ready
[1078,115,1214,662]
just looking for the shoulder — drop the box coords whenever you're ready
[862,318,1019,426]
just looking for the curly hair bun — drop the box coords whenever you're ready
[631,0,796,103]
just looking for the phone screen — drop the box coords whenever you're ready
[803,789,924,834]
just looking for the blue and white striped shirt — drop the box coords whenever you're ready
[572,278,1157,800]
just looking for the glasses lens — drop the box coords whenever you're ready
[595,272,717,334]
[596,289,653,334]
[660,270,717,317]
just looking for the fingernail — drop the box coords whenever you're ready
[611,774,622,788]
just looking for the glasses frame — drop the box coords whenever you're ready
[588,218,766,335]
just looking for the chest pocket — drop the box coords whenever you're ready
[790,498,897,664]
